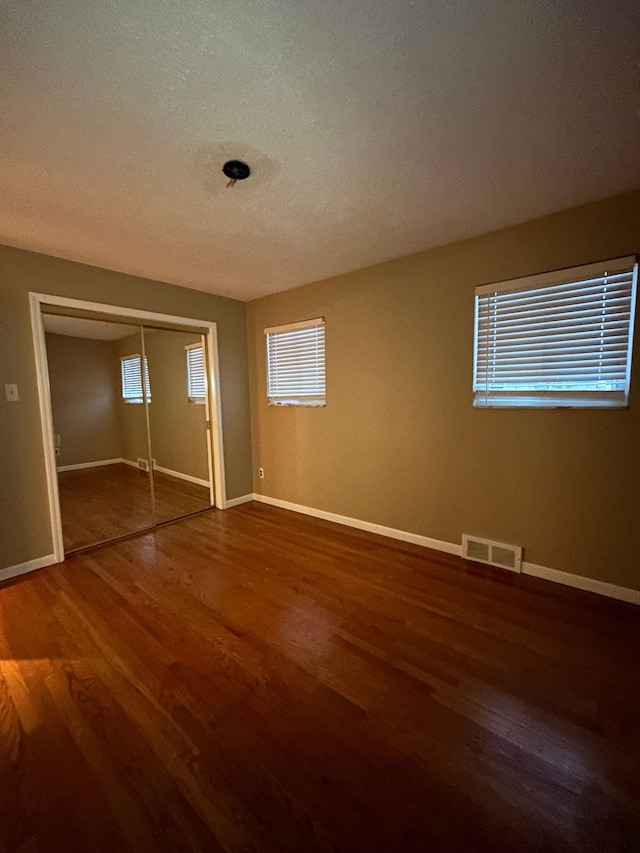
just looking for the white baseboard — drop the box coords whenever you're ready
[4,497,635,606]
[251,493,462,556]
[224,494,255,509]
[251,493,640,606]
[0,553,59,584]
[153,465,210,489]
[57,458,123,472]
[121,459,209,488]
[522,561,640,606]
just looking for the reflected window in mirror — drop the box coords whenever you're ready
[186,344,206,405]
[121,354,151,404]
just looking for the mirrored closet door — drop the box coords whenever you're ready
[142,325,213,524]
[42,308,214,554]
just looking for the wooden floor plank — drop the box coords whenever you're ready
[1,501,640,851]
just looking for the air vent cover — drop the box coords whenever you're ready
[462,535,522,573]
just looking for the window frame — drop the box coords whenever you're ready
[472,256,638,409]
[265,318,326,407]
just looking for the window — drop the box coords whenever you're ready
[473,256,637,408]
[265,318,326,405]
[120,354,151,404]
[186,343,206,404]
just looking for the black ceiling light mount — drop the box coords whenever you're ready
[222,160,251,187]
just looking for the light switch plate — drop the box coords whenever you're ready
[5,384,19,402]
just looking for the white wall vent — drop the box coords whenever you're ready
[462,535,522,573]
[137,457,150,472]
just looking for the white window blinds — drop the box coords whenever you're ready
[265,318,326,405]
[186,344,206,402]
[473,256,637,408]
[120,354,151,403]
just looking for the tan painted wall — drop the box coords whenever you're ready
[114,329,209,481]
[0,245,252,570]
[45,333,123,467]
[248,190,640,592]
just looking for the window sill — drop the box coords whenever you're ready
[268,399,326,407]
[473,398,628,409]
[188,398,206,406]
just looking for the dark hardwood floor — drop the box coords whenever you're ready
[1,502,639,852]
[57,463,211,551]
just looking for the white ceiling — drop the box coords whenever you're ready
[43,314,137,340]
[2,1,639,302]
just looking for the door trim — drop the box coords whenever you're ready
[29,292,227,564]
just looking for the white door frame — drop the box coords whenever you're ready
[29,292,227,564]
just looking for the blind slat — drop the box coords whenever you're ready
[480,276,633,306]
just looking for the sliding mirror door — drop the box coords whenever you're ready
[142,327,213,523]
[43,315,155,552]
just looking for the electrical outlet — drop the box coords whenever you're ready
[258,467,264,479]
[4,384,19,402]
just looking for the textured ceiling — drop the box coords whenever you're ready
[43,314,137,340]
[2,1,639,301]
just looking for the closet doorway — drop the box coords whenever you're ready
[30,294,226,560]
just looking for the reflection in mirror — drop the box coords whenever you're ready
[142,326,213,524]
[43,315,155,552]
